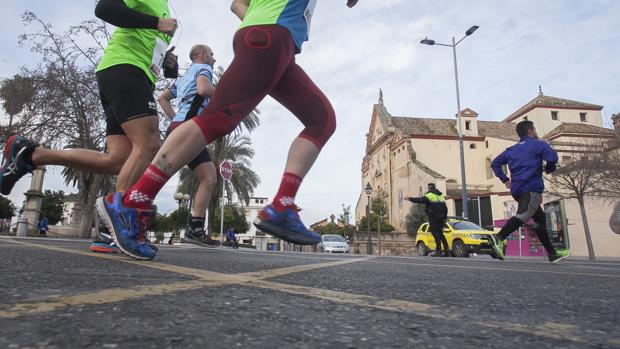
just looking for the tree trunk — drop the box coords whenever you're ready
[77,174,107,239]
[611,200,620,235]
[577,196,596,260]
[377,218,382,255]
[206,177,222,236]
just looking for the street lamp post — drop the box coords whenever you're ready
[365,183,373,255]
[420,25,479,220]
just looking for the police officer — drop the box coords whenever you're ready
[406,183,450,257]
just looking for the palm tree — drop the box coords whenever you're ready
[176,65,261,235]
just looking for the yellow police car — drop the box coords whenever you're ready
[415,218,502,258]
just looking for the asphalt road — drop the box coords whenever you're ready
[1,236,619,349]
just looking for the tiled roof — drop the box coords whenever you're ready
[63,193,79,202]
[544,122,615,139]
[391,117,518,141]
[477,121,519,141]
[392,117,457,136]
[504,94,603,122]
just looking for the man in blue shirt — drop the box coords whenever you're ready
[490,120,570,263]
[38,216,49,237]
[158,44,218,246]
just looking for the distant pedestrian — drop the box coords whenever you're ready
[406,183,450,257]
[226,227,238,249]
[38,216,48,237]
[490,120,570,263]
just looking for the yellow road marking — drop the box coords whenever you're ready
[370,259,620,278]
[245,279,438,316]
[1,238,617,345]
[0,280,218,319]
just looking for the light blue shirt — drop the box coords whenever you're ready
[169,63,213,122]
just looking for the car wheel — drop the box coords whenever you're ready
[417,242,429,256]
[452,240,469,258]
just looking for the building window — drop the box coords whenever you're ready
[465,121,471,130]
[469,143,476,149]
[580,112,587,122]
[551,111,558,120]
[523,116,528,121]
[486,158,493,179]
[562,156,572,163]
[485,140,489,148]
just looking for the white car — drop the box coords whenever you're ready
[317,234,350,253]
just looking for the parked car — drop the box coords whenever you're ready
[317,234,350,253]
[415,218,503,258]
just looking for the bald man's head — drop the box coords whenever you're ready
[189,45,215,67]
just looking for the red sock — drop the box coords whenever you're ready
[272,172,302,211]
[122,164,170,209]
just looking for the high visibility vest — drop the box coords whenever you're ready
[425,192,446,203]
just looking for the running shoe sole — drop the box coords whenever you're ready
[95,196,152,261]
[551,251,571,264]
[254,218,320,245]
[89,242,120,254]
[181,235,221,248]
[0,135,32,195]
[488,235,505,260]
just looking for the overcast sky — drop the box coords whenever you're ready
[1,0,619,226]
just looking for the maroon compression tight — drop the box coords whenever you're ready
[193,25,336,150]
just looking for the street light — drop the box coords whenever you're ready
[365,183,373,255]
[420,25,479,219]
[174,192,190,240]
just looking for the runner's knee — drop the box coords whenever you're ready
[299,97,336,149]
[133,137,161,158]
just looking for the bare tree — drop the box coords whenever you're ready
[0,12,112,237]
[546,141,613,260]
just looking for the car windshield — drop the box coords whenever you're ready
[323,235,345,242]
[450,221,483,231]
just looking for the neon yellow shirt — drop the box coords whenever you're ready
[96,0,170,84]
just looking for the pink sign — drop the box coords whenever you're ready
[220,161,233,181]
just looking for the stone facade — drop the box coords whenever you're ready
[357,94,620,257]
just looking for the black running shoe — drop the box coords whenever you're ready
[182,227,220,247]
[0,135,37,195]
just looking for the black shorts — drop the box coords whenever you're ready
[96,64,157,136]
[167,121,212,170]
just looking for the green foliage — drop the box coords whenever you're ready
[358,193,395,232]
[0,196,16,220]
[213,204,249,235]
[338,204,352,226]
[40,190,65,225]
[405,203,427,237]
[358,215,395,232]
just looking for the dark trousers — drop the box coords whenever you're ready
[498,193,556,255]
[429,219,449,254]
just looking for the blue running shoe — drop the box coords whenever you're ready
[254,205,321,245]
[95,193,156,260]
[0,135,37,195]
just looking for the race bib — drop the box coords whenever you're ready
[304,0,318,37]
[150,37,168,76]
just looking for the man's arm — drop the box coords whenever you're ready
[541,142,558,174]
[405,196,428,204]
[157,89,176,119]
[95,0,177,35]
[231,0,250,21]
[491,150,511,185]
[196,75,216,99]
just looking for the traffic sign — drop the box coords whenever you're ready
[220,160,233,181]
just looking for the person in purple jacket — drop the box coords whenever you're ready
[490,120,570,263]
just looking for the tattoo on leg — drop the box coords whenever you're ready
[154,153,175,175]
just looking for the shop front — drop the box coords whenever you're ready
[494,200,569,257]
